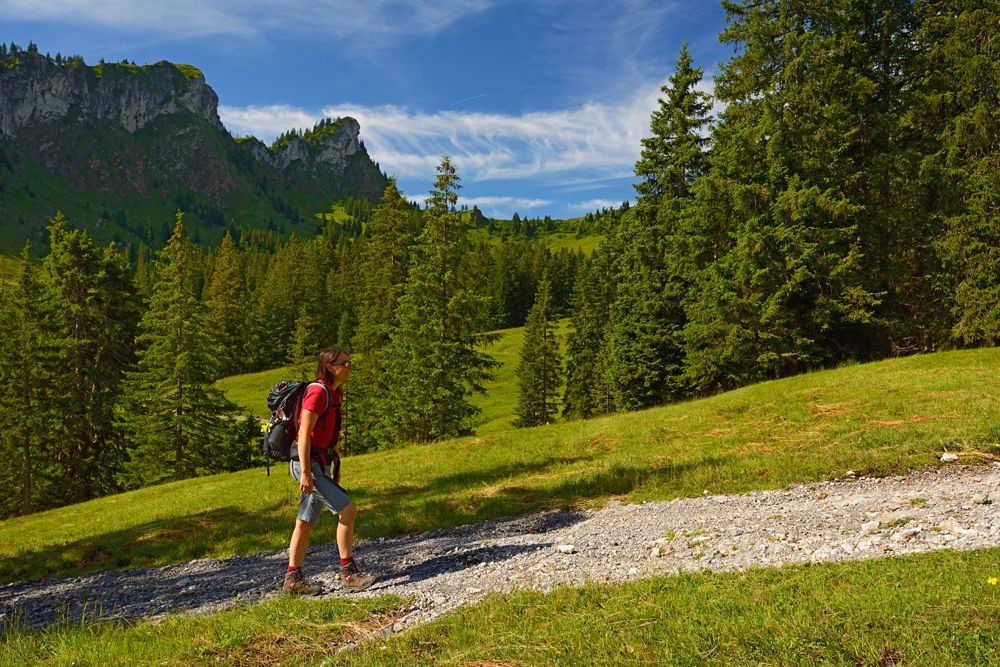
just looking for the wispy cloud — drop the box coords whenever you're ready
[2,0,496,43]
[219,82,669,186]
[568,198,628,212]
[461,196,554,217]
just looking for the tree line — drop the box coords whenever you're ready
[1,0,995,516]
[516,0,997,427]
[0,166,584,517]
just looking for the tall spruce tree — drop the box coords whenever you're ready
[915,0,1000,344]
[563,247,616,420]
[120,214,245,486]
[681,0,892,391]
[610,44,712,409]
[514,278,563,427]
[377,157,499,444]
[40,213,140,503]
[203,231,248,372]
[0,251,50,516]
[349,179,419,451]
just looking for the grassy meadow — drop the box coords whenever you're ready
[4,548,997,665]
[0,254,22,280]
[3,346,998,586]
[2,344,998,664]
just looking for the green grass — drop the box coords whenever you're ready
[470,319,570,434]
[0,254,23,280]
[3,347,998,586]
[216,322,570,429]
[4,549,997,665]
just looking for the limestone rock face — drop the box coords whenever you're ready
[0,58,224,139]
[272,118,363,171]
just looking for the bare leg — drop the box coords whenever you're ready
[288,519,313,568]
[337,502,357,560]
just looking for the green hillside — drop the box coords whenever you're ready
[4,347,998,586]
[216,321,572,433]
[0,253,22,280]
[3,347,999,665]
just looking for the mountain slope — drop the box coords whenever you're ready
[0,46,387,254]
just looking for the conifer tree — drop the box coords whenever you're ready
[916,0,1000,344]
[377,157,499,444]
[349,179,420,451]
[681,0,891,391]
[515,278,563,427]
[203,231,247,371]
[563,248,616,420]
[0,251,50,516]
[120,214,246,486]
[610,44,712,409]
[40,213,140,503]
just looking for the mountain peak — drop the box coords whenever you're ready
[0,48,224,139]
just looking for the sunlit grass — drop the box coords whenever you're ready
[4,549,997,665]
[3,347,998,585]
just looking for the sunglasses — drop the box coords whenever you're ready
[328,359,351,368]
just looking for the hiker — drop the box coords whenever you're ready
[284,346,375,594]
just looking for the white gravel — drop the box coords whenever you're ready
[1,464,997,638]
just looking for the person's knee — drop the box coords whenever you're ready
[295,519,314,535]
[339,502,357,522]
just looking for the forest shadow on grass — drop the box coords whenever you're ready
[0,503,293,586]
[352,455,730,538]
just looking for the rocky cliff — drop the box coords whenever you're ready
[0,45,387,254]
[0,57,224,139]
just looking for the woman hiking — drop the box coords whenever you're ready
[284,347,375,594]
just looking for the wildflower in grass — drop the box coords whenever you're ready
[988,577,998,586]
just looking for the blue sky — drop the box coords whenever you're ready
[3,1,733,219]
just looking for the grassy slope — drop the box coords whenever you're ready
[3,347,999,664]
[3,347,998,586]
[0,254,22,280]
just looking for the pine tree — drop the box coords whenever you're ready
[681,0,893,391]
[515,278,563,427]
[377,157,499,444]
[203,231,248,372]
[610,44,712,410]
[563,248,616,420]
[349,179,420,451]
[120,214,246,486]
[916,0,1000,344]
[40,213,140,503]
[0,251,50,517]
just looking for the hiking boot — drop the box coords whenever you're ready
[283,569,321,595]
[341,561,375,592]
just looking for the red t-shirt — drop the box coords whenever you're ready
[300,381,342,450]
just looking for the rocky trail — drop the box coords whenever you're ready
[2,465,997,644]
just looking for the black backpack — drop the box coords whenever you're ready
[261,380,331,465]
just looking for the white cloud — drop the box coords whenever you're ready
[219,82,669,186]
[461,196,554,217]
[2,0,496,42]
[568,198,629,212]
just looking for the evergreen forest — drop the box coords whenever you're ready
[0,0,996,518]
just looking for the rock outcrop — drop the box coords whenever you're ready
[0,57,224,139]
[0,46,387,252]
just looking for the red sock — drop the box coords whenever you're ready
[339,557,353,568]
[287,565,301,573]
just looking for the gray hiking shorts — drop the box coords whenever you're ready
[289,459,352,524]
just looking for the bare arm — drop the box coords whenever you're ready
[297,408,320,494]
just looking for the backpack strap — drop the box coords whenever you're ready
[307,381,332,417]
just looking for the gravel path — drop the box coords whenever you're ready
[2,464,997,639]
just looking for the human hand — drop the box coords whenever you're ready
[300,472,313,495]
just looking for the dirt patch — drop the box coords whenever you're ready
[810,403,847,418]
[584,435,614,453]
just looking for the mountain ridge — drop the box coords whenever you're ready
[0,44,388,254]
